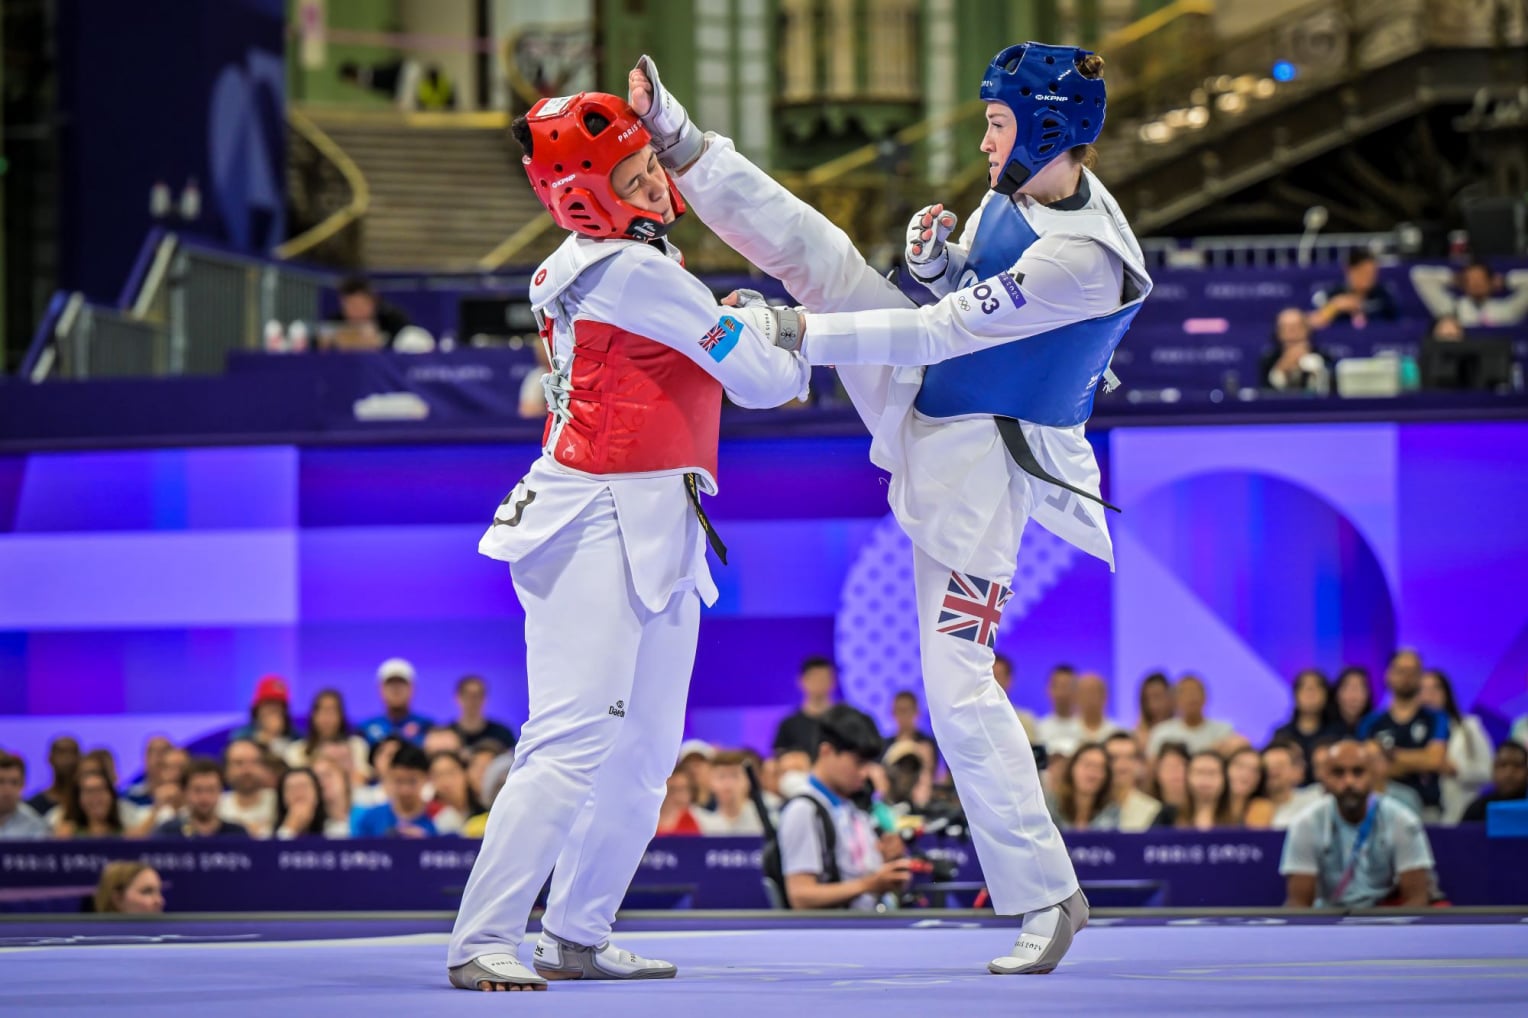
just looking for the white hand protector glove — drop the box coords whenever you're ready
[728,304,804,354]
[904,203,958,283]
[539,350,572,422]
[726,288,770,309]
[632,54,705,171]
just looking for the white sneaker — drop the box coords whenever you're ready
[533,930,678,981]
[447,952,548,991]
[988,888,1090,975]
[634,54,705,171]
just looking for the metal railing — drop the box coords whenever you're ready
[26,234,335,382]
[276,107,371,265]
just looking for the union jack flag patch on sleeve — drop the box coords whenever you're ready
[936,571,1013,648]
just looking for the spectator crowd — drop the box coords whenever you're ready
[3,647,1526,914]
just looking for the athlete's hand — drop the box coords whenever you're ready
[629,55,705,171]
[628,66,654,117]
[905,203,958,283]
[729,304,805,355]
[721,289,769,309]
[865,859,914,894]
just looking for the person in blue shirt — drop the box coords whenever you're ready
[352,743,438,838]
[1357,649,1449,819]
[360,658,434,747]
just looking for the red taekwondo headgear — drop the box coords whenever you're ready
[521,91,686,242]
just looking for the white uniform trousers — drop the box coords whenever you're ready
[912,456,1079,917]
[447,490,698,964]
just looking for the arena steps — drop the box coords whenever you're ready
[293,110,547,271]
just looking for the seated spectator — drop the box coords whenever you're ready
[1332,666,1374,738]
[677,740,717,811]
[741,748,783,819]
[1035,664,1082,755]
[360,658,433,746]
[695,751,765,835]
[1410,260,1528,328]
[1073,674,1122,748]
[1280,740,1436,908]
[887,690,938,756]
[230,676,296,758]
[1460,743,1528,823]
[1261,742,1323,829]
[1227,747,1274,828]
[1311,739,1334,791]
[310,754,354,838]
[1259,307,1332,392]
[55,769,126,839]
[1365,740,1424,817]
[1050,743,1120,831]
[1426,314,1466,344]
[449,674,518,752]
[218,738,276,838]
[1179,751,1236,831]
[1148,675,1240,758]
[465,740,507,807]
[82,748,123,795]
[993,654,1040,743]
[426,751,484,835]
[772,657,838,757]
[1419,668,1494,824]
[1359,649,1449,820]
[775,749,814,799]
[1309,250,1399,329]
[26,736,81,817]
[330,275,412,351]
[122,735,173,807]
[126,763,185,839]
[1103,733,1164,831]
[1271,669,1344,772]
[1151,742,1191,819]
[656,769,702,835]
[778,705,911,910]
[93,862,165,915]
[881,745,933,812]
[1133,672,1174,750]
[422,725,466,760]
[155,758,248,839]
[285,689,372,783]
[0,752,51,840]
[352,743,437,838]
[273,767,329,840]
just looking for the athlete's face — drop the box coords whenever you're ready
[612,146,674,224]
[981,102,1019,189]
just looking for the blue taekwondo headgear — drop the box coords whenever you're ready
[980,42,1107,196]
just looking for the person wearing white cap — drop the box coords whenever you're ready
[359,658,434,747]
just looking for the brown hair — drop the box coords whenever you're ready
[1070,53,1106,170]
[63,770,124,835]
[1056,743,1113,827]
[0,752,24,780]
[710,750,748,769]
[93,861,152,914]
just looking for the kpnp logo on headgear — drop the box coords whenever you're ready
[550,174,576,188]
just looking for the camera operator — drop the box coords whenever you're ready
[778,705,912,910]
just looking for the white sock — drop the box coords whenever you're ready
[1005,904,1059,960]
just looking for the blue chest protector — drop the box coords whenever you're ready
[911,197,1139,428]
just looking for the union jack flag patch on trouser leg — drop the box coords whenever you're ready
[936,572,1013,648]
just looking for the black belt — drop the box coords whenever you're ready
[685,473,729,564]
[994,416,1121,513]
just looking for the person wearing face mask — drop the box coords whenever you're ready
[627,37,1150,979]
[445,91,809,995]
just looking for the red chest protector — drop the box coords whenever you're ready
[545,318,722,481]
